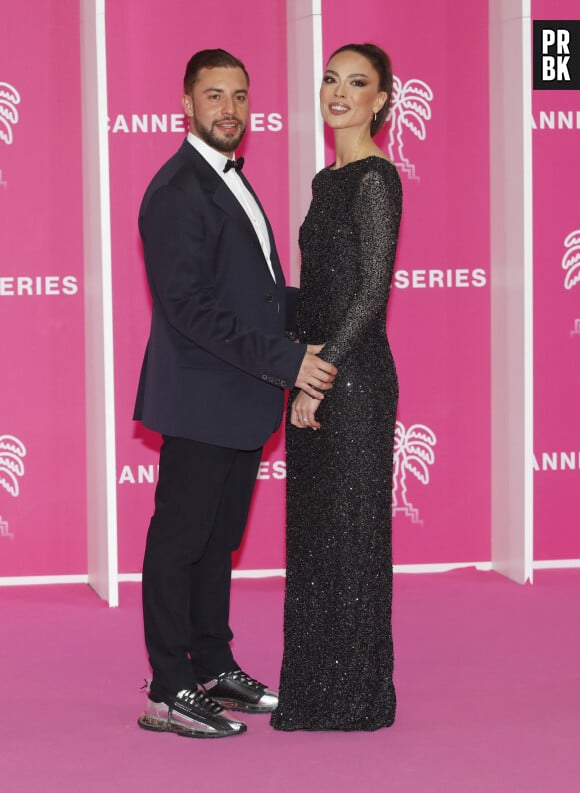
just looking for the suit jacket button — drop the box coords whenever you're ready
[264,294,273,302]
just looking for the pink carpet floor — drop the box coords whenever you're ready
[1,568,579,793]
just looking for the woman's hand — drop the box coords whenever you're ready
[291,389,322,429]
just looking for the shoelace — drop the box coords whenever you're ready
[225,670,264,691]
[177,688,224,714]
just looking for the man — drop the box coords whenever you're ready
[134,49,337,739]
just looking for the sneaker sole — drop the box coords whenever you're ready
[137,713,247,739]
[210,697,278,714]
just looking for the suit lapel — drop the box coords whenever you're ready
[239,171,284,284]
[180,142,281,284]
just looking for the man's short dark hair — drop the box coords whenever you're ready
[183,49,250,94]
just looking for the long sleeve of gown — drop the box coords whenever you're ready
[320,164,402,366]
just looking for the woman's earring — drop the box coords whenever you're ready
[373,112,377,122]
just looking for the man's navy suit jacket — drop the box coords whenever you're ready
[134,141,304,450]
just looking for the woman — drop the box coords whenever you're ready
[271,43,402,731]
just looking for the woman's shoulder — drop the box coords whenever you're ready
[359,156,402,197]
[315,155,398,177]
[363,155,400,178]
[311,156,401,198]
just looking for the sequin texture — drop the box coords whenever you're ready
[271,157,402,731]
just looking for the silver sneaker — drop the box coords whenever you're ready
[201,669,279,713]
[138,686,247,738]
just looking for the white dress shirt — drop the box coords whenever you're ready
[187,132,276,283]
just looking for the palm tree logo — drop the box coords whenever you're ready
[0,82,21,145]
[562,229,580,290]
[0,515,13,539]
[386,76,434,181]
[392,421,436,525]
[0,435,26,497]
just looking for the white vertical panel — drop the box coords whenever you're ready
[286,0,325,285]
[489,0,533,583]
[80,0,118,605]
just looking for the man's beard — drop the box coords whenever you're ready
[193,117,246,153]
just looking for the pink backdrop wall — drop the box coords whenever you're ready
[532,0,580,561]
[1,0,577,580]
[0,0,86,575]
[322,0,492,564]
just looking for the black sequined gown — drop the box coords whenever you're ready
[271,157,402,731]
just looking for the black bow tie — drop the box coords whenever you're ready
[224,157,244,173]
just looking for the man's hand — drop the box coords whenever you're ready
[295,345,337,400]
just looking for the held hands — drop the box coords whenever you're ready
[291,390,322,429]
[294,344,337,400]
[292,344,336,429]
